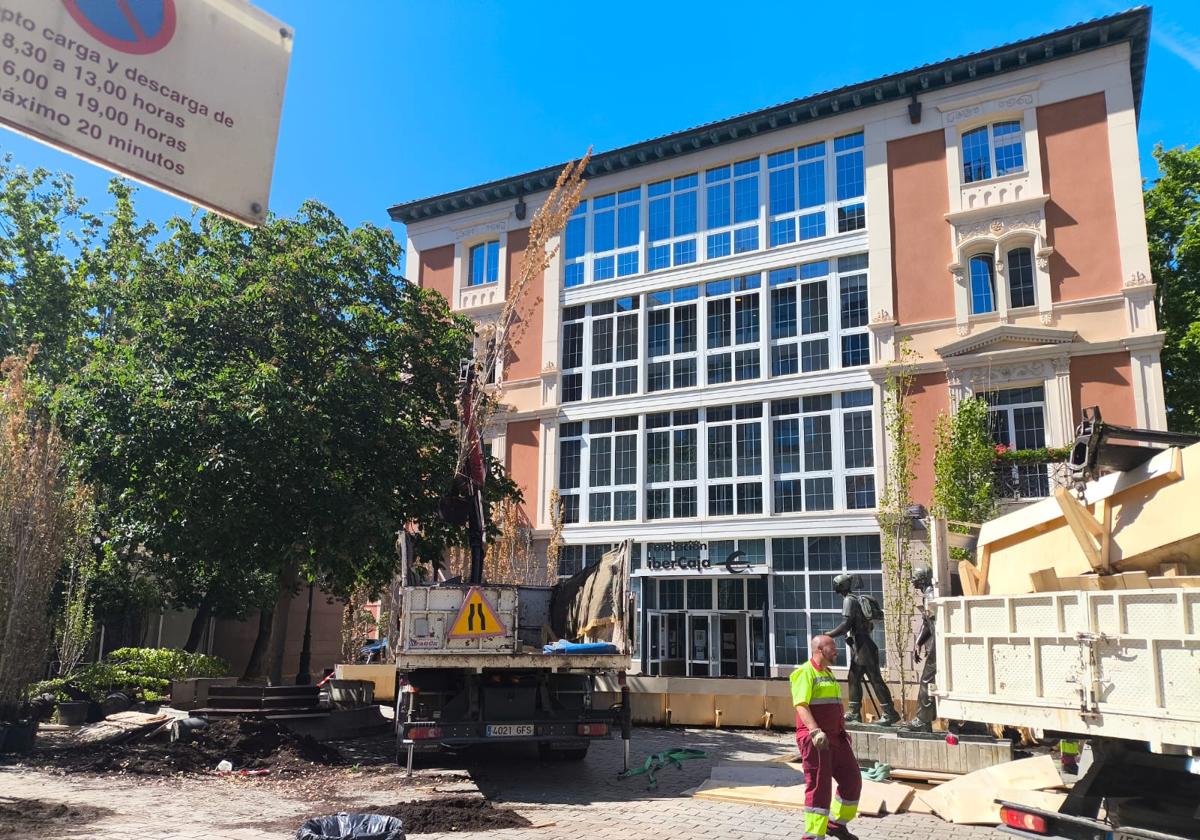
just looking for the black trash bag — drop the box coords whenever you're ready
[295,813,404,840]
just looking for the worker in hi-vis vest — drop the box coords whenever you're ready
[791,634,861,840]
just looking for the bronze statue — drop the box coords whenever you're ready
[825,573,899,725]
[901,565,937,732]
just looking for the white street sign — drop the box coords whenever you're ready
[0,0,291,225]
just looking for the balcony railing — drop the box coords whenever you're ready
[992,452,1072,503]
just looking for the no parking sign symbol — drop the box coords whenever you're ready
[63,0,176,55]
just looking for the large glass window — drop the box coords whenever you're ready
[962,120,1025,183]
[706,403,765,516]
[563,202,587,288]
[645,410,699,520]
[589,296,640,399]
[469,240,500,286]
[768,255,869,377]
[646,286,699,392]
[561,306,585,403]
[985,385,1049,498]
[591,188,641,281]
[771,534,885,667]
[772,391,875,513]
[705,274,761,385]
[648,174,698,271]
[768,132,864,249]
[705,158,760,259]
[562,297,640,402]
[558,422,583,524]
[586,417,639,522]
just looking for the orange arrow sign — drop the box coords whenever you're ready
[447,587,507,639]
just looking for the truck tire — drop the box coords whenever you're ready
[538,742,589,761]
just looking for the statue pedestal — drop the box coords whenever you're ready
[846,725,1014,773]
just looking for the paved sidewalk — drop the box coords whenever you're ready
[0,726,1003,840]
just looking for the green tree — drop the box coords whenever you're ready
[0,158,100,387]
[932,396,997,527]
[1145,144,1200,432]
[59,200,507,677]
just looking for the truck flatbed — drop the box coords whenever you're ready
[394,652,630,672]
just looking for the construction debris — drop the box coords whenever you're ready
[689,754,1067,827]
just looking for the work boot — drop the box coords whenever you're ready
[827,822,859,840]
[843,703,862,723]
[900,718,932,733]
[876,705,900,726]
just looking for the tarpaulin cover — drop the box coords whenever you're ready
[549,541,630,648]
[295,813,404,840]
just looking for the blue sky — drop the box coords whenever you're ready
[2,1,1198,247]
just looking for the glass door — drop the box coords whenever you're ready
[750,615,766,677]
[688,613,712,676]
[648,611,662,676]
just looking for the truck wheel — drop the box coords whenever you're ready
[538,743,589,761]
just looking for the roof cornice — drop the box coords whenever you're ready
[388,7,1150,226]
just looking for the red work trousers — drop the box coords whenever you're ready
[797,728,862,837]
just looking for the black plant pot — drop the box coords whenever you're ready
[57,701,89,726]
[1,719,38,753]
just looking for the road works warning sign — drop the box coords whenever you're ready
[0,1,291,225]
[448,588,507,639]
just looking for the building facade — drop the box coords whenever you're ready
[390,10,1161,682]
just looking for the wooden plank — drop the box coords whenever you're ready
[1117,571,1151,590]
[1029,568,1060,593]
[861,778,914,816]
[1150,575,1200,589]
[1161,562,1187,577]
[920,756,1063,824]
[959,560,980,596]
[887,767,961,782]
[1054,487,1104,571]
[976,544,993,595]
[1098,497,1113,573]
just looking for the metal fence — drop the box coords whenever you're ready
[993,459,1072,504]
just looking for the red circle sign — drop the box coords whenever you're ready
[62,0,177,56]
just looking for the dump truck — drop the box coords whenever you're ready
[932,408,1200,840]
[392,540,634,770]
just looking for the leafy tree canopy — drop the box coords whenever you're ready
[1145,144,1200,432]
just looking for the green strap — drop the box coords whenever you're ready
[619,748,707,789]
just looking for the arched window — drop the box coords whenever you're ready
[1007,246,1035,308]
[969,254,996,314]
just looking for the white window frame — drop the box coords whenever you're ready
[704,158,761,259]
[644,409,700,521]
[647,174,700,272]
[703,403,767,518]
[645,286,700,393]
[704,274,762,386]
[959,118,1026,185]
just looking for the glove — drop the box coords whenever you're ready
[912,649,922,666]
[810,728,829,750]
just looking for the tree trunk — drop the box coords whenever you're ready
[183,593,214,653]
[266,560,298,685]
[241,607,274,681]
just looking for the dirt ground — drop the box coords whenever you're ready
[0,796,111,837]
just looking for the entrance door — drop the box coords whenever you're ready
[719,616,741,677]
[662,612,686,676]
[749,616,766,678]
[689,614,712,676]
[647,612,662,676]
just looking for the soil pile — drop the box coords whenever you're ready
[0,797,110,836]
[23,717,342,776]
[363,798,532,834]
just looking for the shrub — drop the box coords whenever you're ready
[32,647,229,703]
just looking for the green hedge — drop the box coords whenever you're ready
[33,648,230,703]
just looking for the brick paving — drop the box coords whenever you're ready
[0,726,1003,840]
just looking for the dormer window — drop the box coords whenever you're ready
[961,120,1025,183]
[969,254,996,314]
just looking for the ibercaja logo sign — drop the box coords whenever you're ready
[645,542,752,573]
[63,0,176,56]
